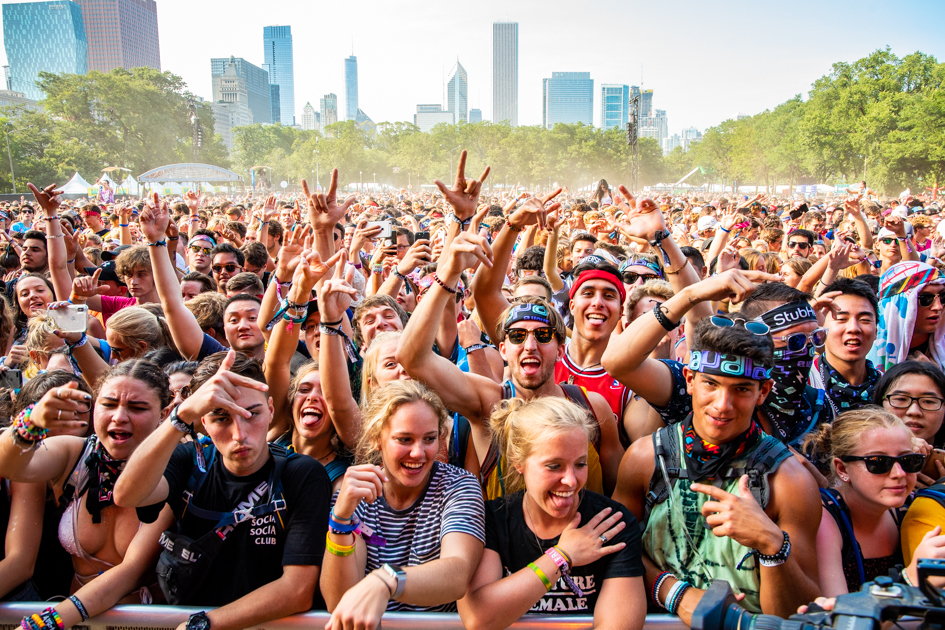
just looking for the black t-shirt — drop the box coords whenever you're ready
[162,443,330,607]
[485,490,644,615]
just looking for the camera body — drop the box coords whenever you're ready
[693,560,945,630]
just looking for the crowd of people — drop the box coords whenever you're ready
[1,157,944,630]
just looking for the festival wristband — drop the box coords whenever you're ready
[325,532,355,556]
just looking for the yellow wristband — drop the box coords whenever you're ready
[325,532,355,556]
[528,562,552,591]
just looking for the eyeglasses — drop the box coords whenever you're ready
[622,272,659,285]
[918,293,944,307]
[212,263,242,274]
[884,394,945,411]
[839,453,925,475]
[709,316,771,336]
[787,241,810,249]
[189,245,212,255]
[505,327,556,345]
[772,328,827,352]
[880,238,898,246]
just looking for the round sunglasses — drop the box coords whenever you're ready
[839,453,925,475]
[772,328,827,352]
[709,316,770,336]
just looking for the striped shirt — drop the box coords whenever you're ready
[343,462,485,612]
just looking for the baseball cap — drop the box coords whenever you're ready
[84,260,126,286]
[100,244,132,262]
[697,215,719,233]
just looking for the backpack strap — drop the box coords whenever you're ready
[560,383,601,452]
[643,424,685,530]
[820,487,865,587]
[737,436,792,508]
[181,444,289,530]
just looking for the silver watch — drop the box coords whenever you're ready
[381,563,406,598]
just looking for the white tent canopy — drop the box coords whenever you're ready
[61,172,93,195]
[120,175,140,195]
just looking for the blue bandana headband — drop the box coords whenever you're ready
[188,235,217,248]
[505,303,552,328]
[688,350,772,381]
[620,257,663,278]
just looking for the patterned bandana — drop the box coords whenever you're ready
[682,415,763,482]
[619,257,664,278]
[505,302,553,328]
[818,355,880,418]
[761,341,815,444]
[84,436,126,524]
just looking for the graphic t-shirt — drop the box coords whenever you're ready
[485,491,644,614]
[161,444,330,606]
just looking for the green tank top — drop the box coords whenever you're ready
[641,423,777,613]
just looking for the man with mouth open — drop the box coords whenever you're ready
[603,273,821,623]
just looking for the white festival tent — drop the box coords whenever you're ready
[60,172,94,195]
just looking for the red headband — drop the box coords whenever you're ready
[569,270,626,304]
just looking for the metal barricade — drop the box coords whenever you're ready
[0,604,689,630]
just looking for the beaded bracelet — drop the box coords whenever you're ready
[13,404,47,446]
[528,562,552,590]
[432,273,458,294]
[651,571,672,605]
[325,532,355,556]
[505,218,523,232]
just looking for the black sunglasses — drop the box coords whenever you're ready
[622,272,659,285]
[918,293,944,307]
[212,263,242,274]
[787,241,810,249]
[840,453,925,475]
[709,316,770,336]
[506,327,556,345]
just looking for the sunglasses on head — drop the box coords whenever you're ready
[787,241,809,249]
[840,453,925,475]
[918,292,944,307]
[772,328,827,352]
[709,316,770,336]
[622,272,658,285]
[212,263,242,274]
[189,245,212,255]
[505,327,556,345]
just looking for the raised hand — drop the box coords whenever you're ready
[507,189,562,231]
[293,247,343,297]
[139,193,169,243]
[176,349,269,424]
[26,183,63,216]
[686,269,781,305]
[693,475,784,555]
[318,256,359,323]
[303,169,356,231]
[333,464,387,519]
[71,268,108,303]
[617,185,667,240]
[348,220,382,256]
[396,238,432,276]
[718,242,741,273]
[184,190,201,216]
[433,150,491,221]
[30,381,92,434]
[556,507,627,567]
[444,205,493,274]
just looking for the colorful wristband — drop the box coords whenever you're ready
[528,562,552,591]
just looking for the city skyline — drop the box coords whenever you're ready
[263,24,294,126]
[0,0,943,138]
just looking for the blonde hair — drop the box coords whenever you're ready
[106,306,178,358]
[360,330,402,407]
[24,313,59,371]
[356,380,450,466]
[489,397,598,494]
[624,279,674,321]
[803,407,910,486]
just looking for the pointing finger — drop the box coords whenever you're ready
[690,482,732,501]
[218,348,237,374]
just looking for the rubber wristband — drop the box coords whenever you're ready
[719,226,731,233]
[528,562,552,590]
[325,532,355,556]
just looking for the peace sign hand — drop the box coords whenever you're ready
[433,150,491,221]
[31,381,92,434]
[617,185,667,239]
[318,254,359,323]
[556,507,627,567]
[175,349,269,424]
[303,169,356,231]
[692,475,784,554]
[443,205,493,274]
[291,247,343,298]
[26,183,63,215]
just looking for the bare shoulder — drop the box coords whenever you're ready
[767,451,821,522]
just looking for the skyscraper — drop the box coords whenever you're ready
[263,25,295,126]
[447,60,468,124]
[211,56,272,125]
[640,89,653,118]
[269,84,281,125]
[3,1,87,101]
[320,93,338,127]
[600,84,629,130]
[542,72,593,129]
[414,104,453,133]
[301,102,316,131]
[469,108,482,123]
[344,55,358,122]
[73,0,160,72]
[492,22,517,126]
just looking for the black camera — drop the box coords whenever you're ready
[693,559,945,630]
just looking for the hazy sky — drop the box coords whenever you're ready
[2,0,944,135]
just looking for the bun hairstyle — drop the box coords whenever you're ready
[802,407,909,486]
[106,306,179,358]
[489,396,597,494]
[356,379,450,466]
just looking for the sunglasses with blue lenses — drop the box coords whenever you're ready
[709,316,770,336]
